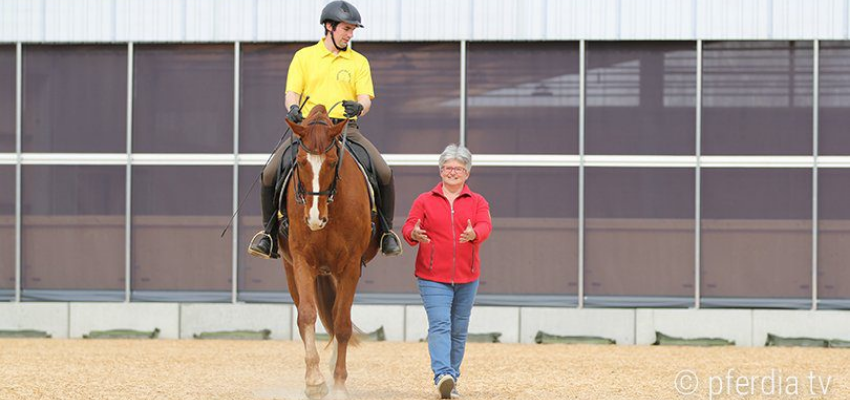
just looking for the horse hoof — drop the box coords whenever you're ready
[305,383,329,400]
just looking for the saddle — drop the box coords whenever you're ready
[274,138,380,238]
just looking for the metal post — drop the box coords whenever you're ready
[812,40,819,311]
[694,40,703,309]
[14,43,22,303]
[459,40,467,147]
[232,42,241,304]
[578,40,586,309]
[125,42,134,303]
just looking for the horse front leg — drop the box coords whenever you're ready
[329,259,361,399]
[293,260,328,400]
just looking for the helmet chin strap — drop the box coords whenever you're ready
[329,26,348,51]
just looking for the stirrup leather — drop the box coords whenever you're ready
[247,231,276,259]
[380,231,403,256]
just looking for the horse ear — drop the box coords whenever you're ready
[286,118,305,138]
[329,119,347,139]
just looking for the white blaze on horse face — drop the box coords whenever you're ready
[307,154,326,230]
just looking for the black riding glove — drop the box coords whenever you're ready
[342,100,364,118]
[286,105,303,123]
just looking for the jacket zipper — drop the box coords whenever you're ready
[450,202,456,285]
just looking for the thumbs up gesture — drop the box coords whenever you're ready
[412,219,430,243]
[460,219,476,243]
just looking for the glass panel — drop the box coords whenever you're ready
[585,168,695,297]
[23,45,127,152]
[239,43,307,154]
[586,42,696,155]
[819,42,850,155]
[133,45,234,153]
[21,166,125,292]
[361,167,579,296]
[466,42,579,154]
[817,169,850,300]
[237,165,289,296]
[702,41,812,155]
[474,167,578,295]
[701,169,812,300]
[0,46,14,152]
[0,166,14,293]
[132,166,232,293]
[359,167,435,294]
[352,43,460,154]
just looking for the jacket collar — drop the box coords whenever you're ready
[430,182,472,199]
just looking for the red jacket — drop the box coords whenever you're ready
[402,183,492,284]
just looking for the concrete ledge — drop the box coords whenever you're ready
[520,308,636,345]
[405,306,428,342]
[69,302,180,339]
[180,303,292,340]
[0,302,70,338]
[635,309,753,346]
[291,304,406,341]
[753,310,850,345]
[469,306,520,343]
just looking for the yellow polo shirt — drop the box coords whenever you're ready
[286,40,375,120]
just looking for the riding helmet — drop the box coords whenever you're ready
[320,1,364,28]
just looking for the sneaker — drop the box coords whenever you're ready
[436,375,454,399]
[450,387,461,399]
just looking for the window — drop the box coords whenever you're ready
[352,43,461,154]
[131,166,232,300]
[133,45,234,153]
[0,46,14,152]
[466,42,579,154]
[21,166,125,300]
[23,45,127,152]
[817,169,850,301]
[586,42,696,155]
[819,41,850,155]
[702,41,813,155]
[0,166,14,297]
[701,168,811,303]
[585,168,695,302]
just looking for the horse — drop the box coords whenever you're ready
[279,105,380,399]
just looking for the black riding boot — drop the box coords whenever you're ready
[248,185,280,259]
[378,175,402,256]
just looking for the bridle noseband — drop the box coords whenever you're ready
[292,119,349,205]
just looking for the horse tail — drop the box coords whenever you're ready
[315,275,337,345]
[315,275,362,350]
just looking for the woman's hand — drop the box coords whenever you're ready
[411,219,430,243]
[459,220,476,243]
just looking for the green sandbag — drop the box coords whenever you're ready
[0,329,51,338]
[193,329,271,340]
[765,333,827,348]
[828,339,850,348]
[316,326,385,342]
[654,332,733,347]
[467,332,501,343]
[83,328,160,339]
[535,331,616,345]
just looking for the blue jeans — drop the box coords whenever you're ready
[417,278,479,385]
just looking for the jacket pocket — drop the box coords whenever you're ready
[429,243,435,271]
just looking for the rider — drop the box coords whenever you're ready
[248,0,403,259]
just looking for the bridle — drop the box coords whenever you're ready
[292,118,349,205]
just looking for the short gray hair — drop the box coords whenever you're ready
[438,144,473,172]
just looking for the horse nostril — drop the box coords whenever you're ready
[321,217,328,225]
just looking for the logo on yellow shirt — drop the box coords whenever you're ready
[337,70,352,83]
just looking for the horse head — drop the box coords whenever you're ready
[285,105,348,231]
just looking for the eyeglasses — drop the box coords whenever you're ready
[441,166,467,174]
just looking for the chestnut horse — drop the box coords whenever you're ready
[280,105,379,399]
